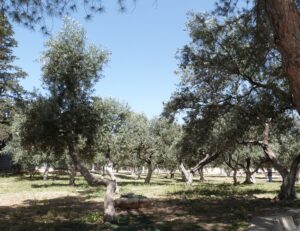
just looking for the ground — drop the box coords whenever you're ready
[0,172,300,231]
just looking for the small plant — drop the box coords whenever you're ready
[81,212,103,224]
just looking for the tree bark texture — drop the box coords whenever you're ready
[68,141,117,222]
[170,169,175,179]
[278,154,300,200]
[105,160,116,181]
[179,153,219,185]
[136,166,143,179]
[179,163,193,185]
[144,162,153,184]
[243,171,255,184]
[243,158,255,184]
[68,163,76,186]
[262,123,300,199]
[241,123,300,199]
[265,0,300,112]
[198,167,205,182]
[233,169,239,186]
[43,163,49,181]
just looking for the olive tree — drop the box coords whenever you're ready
[92,97,131,179]
[215,0,300,114]
[149,117,181,179]
[164,12,298,197]
[19,18,118,221]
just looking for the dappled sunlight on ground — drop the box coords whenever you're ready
[0,173,300,230]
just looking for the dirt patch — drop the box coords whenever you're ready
[0,191,78,206]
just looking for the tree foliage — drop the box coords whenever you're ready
[92,97,132,166]
[164,11,294,168]
[20,17,109,162]
[1,0,134,33]
[0,12,26,149]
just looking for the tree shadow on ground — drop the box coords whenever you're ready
[113,197,300,231]
[0,196,102,231]
[31,182,86,188]
[16,174,70,182]
[0,195,241,231]
[169,182,280,198]
[1,192,300,231]
[114,173,138,180]
[115,173,176,182]
[117,180,173,187]
[76,187,105,199]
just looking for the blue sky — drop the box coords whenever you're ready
[13,1,215,118]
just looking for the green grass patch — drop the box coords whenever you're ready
[0,172,299,230]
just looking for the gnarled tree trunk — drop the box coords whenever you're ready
[136,166,143,179]
[179,163,193,185]
[279,174,297,200]
[179,153,219,185]
[224,157,239,186]
[104,145,116,181]
[198,167,205,182]
[225,169,232,177]
[233,169,238,186]
[68,163,76,186]
[244,171,255,184]
[144,162,153,184]
[170,168,175,179]
[241,123,300,200]
[43,163,49,181]
[243,158,255,184]
[278,154,300,200]
[105,160,116,181]
[68,141,116,222]
[104,180,117,222]
[261,123,300,200]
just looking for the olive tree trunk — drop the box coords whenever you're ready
[224,154,241,186]
[198,167,205,182]
[136,166,143,179]
[244,171,255,184]
[240,123,300,200]
[43,163,49,181]
[179,153,219,185]
[243,158,255,184]
[278,154,300,200]
[68,141,116,222]
[233,169,239,186]
[170,168,175,179]
[179,163,193,185]
[144,162,153,184]
[104,145,116,181]
[262,123,300,200]
[68,163,76,186]
[105,160,116,181]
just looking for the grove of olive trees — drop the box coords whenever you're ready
[1,1,300,230]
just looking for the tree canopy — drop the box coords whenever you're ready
[1,0,134,33]
[0,12,26,150]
